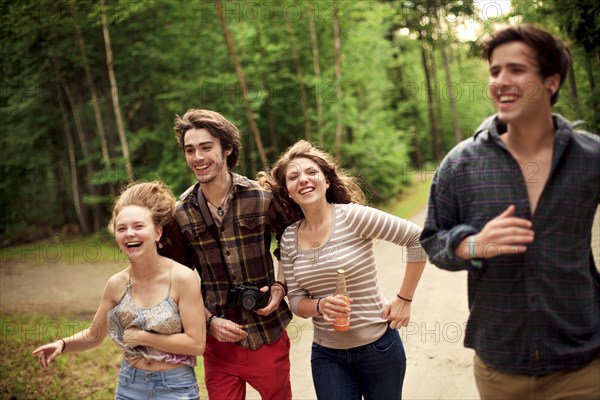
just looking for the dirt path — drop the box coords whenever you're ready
[2,207,598,399]
[0,262,124,314]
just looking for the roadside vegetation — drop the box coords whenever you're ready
[0,312,208,399]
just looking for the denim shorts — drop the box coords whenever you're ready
[115,359,199,400]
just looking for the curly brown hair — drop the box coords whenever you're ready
[108,181,176,233]
[259,140,365,222]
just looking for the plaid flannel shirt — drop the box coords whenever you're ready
[160,173,292,350]
[420,114,600,375]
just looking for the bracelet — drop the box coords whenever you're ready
[316,298,323,315]
[469,235,483,268]
[396,294,412,302]
[273,280,288,295]
[59,338,66,353]
[469,235,477,259]
[206,315,217,331]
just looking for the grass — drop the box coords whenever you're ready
[0,312,207,399]
[382,173,433,219]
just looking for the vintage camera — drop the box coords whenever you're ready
[227,284,270,311]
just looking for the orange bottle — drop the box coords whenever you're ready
[333,269,351,332]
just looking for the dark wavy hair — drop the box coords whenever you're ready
[173,109,241,169]
[482,24,571,106]
[259,140,365,222]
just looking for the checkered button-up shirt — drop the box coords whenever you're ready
[161,173,292,350]
[421,114,600,375]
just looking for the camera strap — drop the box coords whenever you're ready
[196,184,220,240]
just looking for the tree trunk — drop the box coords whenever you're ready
[214,0,268,169]
[306,2,324,146]
[71,1,114,194]
[53,153,73,229]
[332,0,343,158]
[55,70,103,231]
[248,126,257,178]
[428,44,444,150]
[286,17,312,141]
[255,26,278,157]
[265,94,277,157]
[100,0,134,183]
[52,62,90,233]
[440,44,462,143]
[585,52,597,93]
[567,63,581,118]
[103,96,117,153]
[584,52,599,131]
[411,126,424,168]
[420,42,440,160]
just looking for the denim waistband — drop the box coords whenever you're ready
[119,359,195,384]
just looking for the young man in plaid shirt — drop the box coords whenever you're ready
[160,109,292,400]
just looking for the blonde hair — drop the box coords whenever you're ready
[108,181,176,233]
[260,140,365,222]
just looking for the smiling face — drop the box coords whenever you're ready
[285,157,330,208]
[488,41,558,126]
[183,128,232,184]
[114,205,161,259]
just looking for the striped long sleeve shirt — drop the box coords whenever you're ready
[280,202,426,349]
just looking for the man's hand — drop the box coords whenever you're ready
[209,317,249,343]
[458,205,534,260]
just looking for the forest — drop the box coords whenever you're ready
[1,0,599,244]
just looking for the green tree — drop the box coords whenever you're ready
[487,0,599,132]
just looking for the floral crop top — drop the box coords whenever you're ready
[107,264,196,367]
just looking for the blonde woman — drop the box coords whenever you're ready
[33,181,205,399]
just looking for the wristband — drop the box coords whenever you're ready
[206,315,217,332]
[396,294,412,302]
[316,298,323,315]
[273,280,288,295]
[469,235,483,268]
[59,338,66,353]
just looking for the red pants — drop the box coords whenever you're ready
[203,331,292,400]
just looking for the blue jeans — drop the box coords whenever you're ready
[115,359,199,400]
[311,327,406,400]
